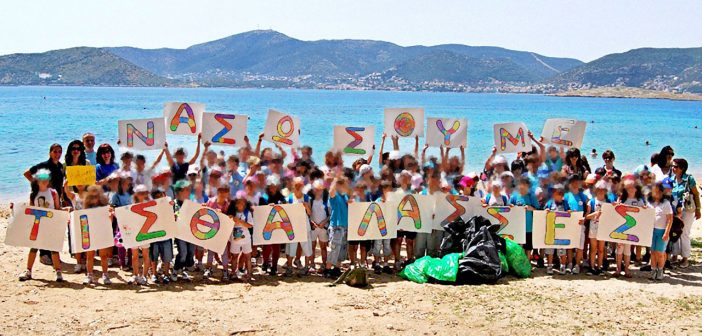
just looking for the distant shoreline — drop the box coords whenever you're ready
[550,87,702,102]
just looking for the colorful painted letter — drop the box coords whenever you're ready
[201,112,247,147]
[163,102,204,135]
[389,194,433,233]
[596,203,654,247]
[545,211,571,245]
[170,103,197,133]
[133,200,166,242]
[190,208,221,240]
[531,210,583,249]
[69,206,114,253]
[212,114,236,145]
[174,200,235,255]
[384,108,424,137]
[127,121,155,147]
[358,203,387,236]
[118,118,166,150]
[273,116,294,145]
[263,109,300,147]
[493,122,531,154]
[540,118,587,148]
[610,205,640,242]
[253,203,309,245]
[114,197,176,249]
[347,202,397,241]
[343,127,366,155]
[25,208,52,241]
[5,205,69,251]
[263,205,295,240]
[480,205,527,243]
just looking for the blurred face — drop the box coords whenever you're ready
[69,144,82,160]
[400,175,411,186]
[302,148,311,157]
[235,199,246,211]
[553,191,564,202]
[518,182,529,195]
[87,187,101,199]
[651,186,663,201]
[569,180,581,192]
[217,189,228,201]
[101,151,112,163]
[108,179,119,190]
[491,184,502,194]
[294,181,305,193]
[671,163,682,176]
[548,149,558,160]
[206,152,217,164]
[175,153,185,163]
[122,157,132,167]
[37,179,50,190]
[136,158,145,170]
[336,180,348,193]
[178,187,191,199]
[83,136,95,149]
[245,182,255,194]
[120,178,131,190]
[313,187,324,197]
[624,181,636,195]
[50,147,62,162]
[227,160,238,171]
[494,164,506,174]
[135,191,149,202]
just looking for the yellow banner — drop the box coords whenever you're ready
[66,165,96,186]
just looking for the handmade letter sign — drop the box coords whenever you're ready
[596,203,654,247]
[347,202,397,241]
[175,200,235,255]
[163,102,205,136]
[540,118,587,148]
[478,205,527,243]
[333,125,375,156]
[118,118,166,150]
[69,206,114,253]
[426,117,468,148]
[493,122,531,154]
[5,204,69,252]
[532,210,583,249]
[114,197,176,249]
[66,165,96,186]
[432,193,482,231]
[384,108,424,137]
[386,193,434,233]
[201,112,248,147]
[263,109,301,147]
[253,203,309,245]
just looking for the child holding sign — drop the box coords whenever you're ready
[82,185,113,285]
[615,178,647,278]
[19,170,64,282]
[648,182,673,280]
[227,192,254,282]
[544,184,569,275]
[128,185,152,285]
[584,181,609,276]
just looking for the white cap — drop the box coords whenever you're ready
[134,184,149,193]
[359,164,372,176]
[492,155,508,166]
[388,150,401,161]
[266,174,281,186]
[187,166,200,176]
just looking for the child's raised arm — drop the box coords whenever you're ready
[163,143,174,167]
[378,133,386,167]
[187,133,202,165]
[151,148,166,170]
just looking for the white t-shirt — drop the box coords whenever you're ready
[311,198,328,225]
[651,201,673,229]
[623,197,647,208]
[132,168,154,190]
[230,212,252,246]
[34,189,57,209]
[486,193,507,206]
[590,198,604,226]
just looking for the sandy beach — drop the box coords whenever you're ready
[0,204,701,335]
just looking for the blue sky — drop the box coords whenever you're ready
[2,0,700,61]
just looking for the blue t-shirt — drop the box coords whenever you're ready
[510,191,540,232]
[228,171,245,198]
[329,193,349,228]
[544,157,563,173]
[672,174,696,208]
[95,163,119,181]
[564,191,588,213]
[85,151,97,166]
[110,192,132,207]
[545,199,568,211]
[526,171,540,193]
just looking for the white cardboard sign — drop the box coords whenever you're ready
[114,197,177,249]
[5,204,69,252]
[252,203,309,245]
[540,118,587,148]
[118,118,166,150]
[426,117,468,148]
[493,122,531,154]
[163,102,205,136]
[432,193,482,231]
[532,210,584,249]
[384,107,424,137]
[69,206,115,253]
[596,203,654,247]
[333,125,375,156]
[201,112,248,147]
[347,202,397,241]
[386,193,434,233]
[175,200,236,255]
[477,205,527,244]
[263,109,301,147]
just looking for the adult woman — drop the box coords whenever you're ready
[95,143,119,184]
[562,148,589,178]
[670,158,701,268]
[64,139,89,272]
[65,140,88,166]
[651,146,675,182]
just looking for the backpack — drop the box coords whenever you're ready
[669,216,684,243]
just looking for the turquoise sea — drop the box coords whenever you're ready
[1,86,701,201]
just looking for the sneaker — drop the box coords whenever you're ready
[128,275,137,284]
[294,259,303,269]
[332,267,343,278]
[547,266,554,275]
[383,265,393,274]
[649,270,657,280]
[101,274,112,285]
[373,263,382,275]
[322,268,331,278]
[680,260,690,269]
[582,260,590,268]
[665,260,672,269]
[150,274,159,283]
[236,269,245,279]
[566,264,573,274]
[559,265,566,275]
[262,262,270,273]
[162,274,171,284]
[170,273,178,282]
[656,268,665,280]
[181,271,192,281]
[83,275,94,285]
[222,270,230,281]
[284,267,293,277]
[586,267,594,276]
[536,258,545,269]
[269,265,278,276]
[40,255,52,265]
[598,268,606,276]
[137,276,147,285]
[73,264,83,273]
[572,265,580,275]
[203,268,212,278]
[55,271,63,282]
[19,270,32,281]
[640,264,652,272]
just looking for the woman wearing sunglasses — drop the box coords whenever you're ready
[670,158,701,268]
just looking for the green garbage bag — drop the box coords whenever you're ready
[425,253,462,282]
[399,256,433,283]
[505,238,531,278]
[499,252,509,274]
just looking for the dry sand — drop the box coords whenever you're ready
[1,205,701,336]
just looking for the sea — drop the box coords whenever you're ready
[1,86,700,202]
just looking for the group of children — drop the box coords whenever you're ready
[17,130,701,285]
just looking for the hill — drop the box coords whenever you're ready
[550,48,702,93]
[0,47,169,86]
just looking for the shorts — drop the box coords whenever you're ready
[651,228,667,252]
[286,237,313,257]
[149,239,174,263]
[616,243,631,256]
[328,226,348,265]
[372,239,392,257]
[523,232,533,251]
[311,227,329,243]
[397,231,417,240]
[588,222,599,239]
[231,243,253,255]
[349,240,372,251]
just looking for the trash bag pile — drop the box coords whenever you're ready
[400,215,531,285]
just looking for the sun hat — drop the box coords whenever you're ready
[134,184,149,193]
[33,169,51,181]
[266,174,280,186]
[359,164,373,176]
[594,180,609,190]
[411,174,424,190]
[246,156,261,166]
[492,155,508,166]
[187,166,200,176]
[584,173,598,184]
[500,171,514,179]
[235,190,248,200]
[388,151,401,161]
[313,180,325,190]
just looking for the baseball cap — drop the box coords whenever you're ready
[388,151,401,161]
[173,180,192,191]
[134,184,149,193]
[359,164,373,176]
[459,175,475,189]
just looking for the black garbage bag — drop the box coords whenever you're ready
[456,216,505,284]
[439,217,468,256]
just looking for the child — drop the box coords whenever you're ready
[82,185,113,285]
[18,169,64,282]
[285,177,314,276]
[615,178,647,278]
[584,180,608,275]
[325,175,350,278]
[173,180,196,281]
[510,177,540,260]
[349,181,371,268]
[149,190,175,284]
[372,181,395,274]
[226,192,254,282]
[64,182,87,273]
[392,170,417,269]
[128,184,152,285]
[484,180,509,206]
[204,185,232,280]
[259,175,286,275]
[308,180,330,272]
[164,136,202,183]
[544,184,569,275]
[649,182,673,280]
[563,175,589,274]
[110,171,133,271]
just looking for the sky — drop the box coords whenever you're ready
[2,0,701,62]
